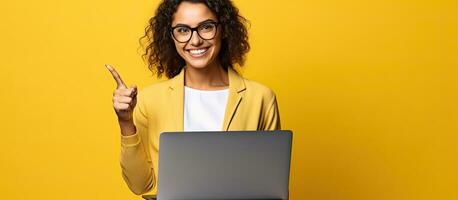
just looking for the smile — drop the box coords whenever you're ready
[187,47,209,57]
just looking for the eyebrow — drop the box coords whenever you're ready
[173,19,217,27]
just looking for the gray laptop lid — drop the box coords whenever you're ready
[157,130,292,200]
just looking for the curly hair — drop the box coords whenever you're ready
[140,0,250,79]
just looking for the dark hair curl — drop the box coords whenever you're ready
[140,0,250,79]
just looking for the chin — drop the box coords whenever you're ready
[186,60,211,69]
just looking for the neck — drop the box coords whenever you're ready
[184,62,229,90]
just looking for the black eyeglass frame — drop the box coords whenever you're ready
[170,21,220,43]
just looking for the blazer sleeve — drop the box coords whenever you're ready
[262,94,281,130]
[119,93,155,195]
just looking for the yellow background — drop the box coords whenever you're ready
[1,0,457,199]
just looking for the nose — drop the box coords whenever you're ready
[189,30,203,46]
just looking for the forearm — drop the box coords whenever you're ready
[120,133,155,195]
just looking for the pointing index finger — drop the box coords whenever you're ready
[105,64,127,89]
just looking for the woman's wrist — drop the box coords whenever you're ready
[118,118,136,136]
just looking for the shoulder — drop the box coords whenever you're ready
[242,77,277,104]
[139,69,183,98]
[139,80,169,95]
[135,78,176,104]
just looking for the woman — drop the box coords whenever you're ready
[106,0,281,196]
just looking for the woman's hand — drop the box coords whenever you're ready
[106,64,137,136]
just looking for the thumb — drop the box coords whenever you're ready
[130,84,137,96]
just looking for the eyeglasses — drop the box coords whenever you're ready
[171,21,219,43]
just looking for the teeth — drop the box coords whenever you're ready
[189,48,207,55]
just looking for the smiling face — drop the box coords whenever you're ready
[171,1,222,70]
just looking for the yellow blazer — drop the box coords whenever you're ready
[119,67,281,195]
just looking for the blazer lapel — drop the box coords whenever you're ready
[168,67,246,132]
[222,68,246,131]
[168,68,185,131]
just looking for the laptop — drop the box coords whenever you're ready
[155,130,293,200]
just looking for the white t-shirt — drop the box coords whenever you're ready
[184,86,229,131]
